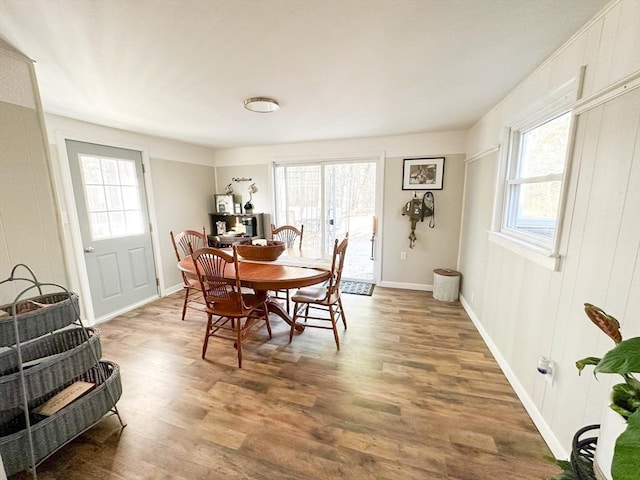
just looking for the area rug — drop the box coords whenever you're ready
[341,281,375,296]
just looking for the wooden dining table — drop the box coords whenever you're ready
[177,249,331,330]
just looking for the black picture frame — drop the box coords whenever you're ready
[402,157,445,190]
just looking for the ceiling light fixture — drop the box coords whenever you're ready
[244,97,279,113]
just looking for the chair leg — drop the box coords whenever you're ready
[289,303,299,343]
[329,305,340,350]
[202,314,212,358]
[236,319,243,368]
[285,290,290,314]
[181,287,190,321]
[338,297,347,329]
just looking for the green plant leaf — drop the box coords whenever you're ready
[576,357,601,374]
[612,409,640,480]
[611,383,640,418]
[596,338,640,375]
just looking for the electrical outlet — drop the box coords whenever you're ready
[400,251,407,260]
[537,356,555,386]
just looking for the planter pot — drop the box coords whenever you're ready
[594,407,627,480]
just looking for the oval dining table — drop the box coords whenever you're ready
[177,251,331,331]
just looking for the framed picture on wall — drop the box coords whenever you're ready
[402,157,445,190]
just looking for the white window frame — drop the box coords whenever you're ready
[489,70,584,271]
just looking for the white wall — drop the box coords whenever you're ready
[0,42,67,304]
[215,163,271,222]
[382,153,465,287]
[460,0,640,457]
[211,132,466,287]
[149,158,216,291]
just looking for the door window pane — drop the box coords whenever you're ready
[122,186,140,210]
[85,185,106,211]
[89,212,110,239]
[80,156,103,183]
[105,186,123,210]
[80,155,144,240]
[274,164,322,252]
[101,158,120,184]
[119,160,137,186]
[274,161,376,281]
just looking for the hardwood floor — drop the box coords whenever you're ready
[11,288,559,479]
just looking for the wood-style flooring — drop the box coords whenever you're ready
[11,288,560,479]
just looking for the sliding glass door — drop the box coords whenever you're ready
[273,159,377,282]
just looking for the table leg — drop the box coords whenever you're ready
[264,296,305,332]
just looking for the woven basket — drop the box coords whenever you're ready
[0,361,122,476]
[0,327,101,411]
[235,240,285,261]
[0,293,79,347]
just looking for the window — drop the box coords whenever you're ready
[489,70,583,270]
[79,154,144,240]
[503,110,572,248]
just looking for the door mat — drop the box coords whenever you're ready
[341,281,375,296]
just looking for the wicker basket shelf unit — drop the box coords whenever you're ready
[0,292,79,347]
[0,328,102,412]
[0,362,122,476]
[0,264,125,479]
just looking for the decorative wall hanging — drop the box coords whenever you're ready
[402,191,435,248]
[402,157,445,190]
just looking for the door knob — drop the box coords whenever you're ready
[84,246,95,253]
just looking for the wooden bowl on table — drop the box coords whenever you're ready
[234,240,286,261]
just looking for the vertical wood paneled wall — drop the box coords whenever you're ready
[460,0,640,457]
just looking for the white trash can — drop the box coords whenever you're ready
[433,268,461,302]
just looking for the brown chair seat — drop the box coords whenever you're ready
[291,287,339,304]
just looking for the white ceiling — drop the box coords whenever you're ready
[0,0,609,149]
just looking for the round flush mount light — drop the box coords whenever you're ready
[244,97,279,113]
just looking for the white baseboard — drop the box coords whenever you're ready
[164,283,184,296]
[459,293,568,460]
[377,281,432,291]
[94,294,159,325]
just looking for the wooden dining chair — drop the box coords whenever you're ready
[289,233,348,350]
[191,246,272,368]
[272,224,304,248]
[170,228,207,320]
[270,224,304,313]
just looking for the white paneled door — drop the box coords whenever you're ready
[66,140,158,320]
[274,160,378,282]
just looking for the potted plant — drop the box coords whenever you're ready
[575,303,640,480]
